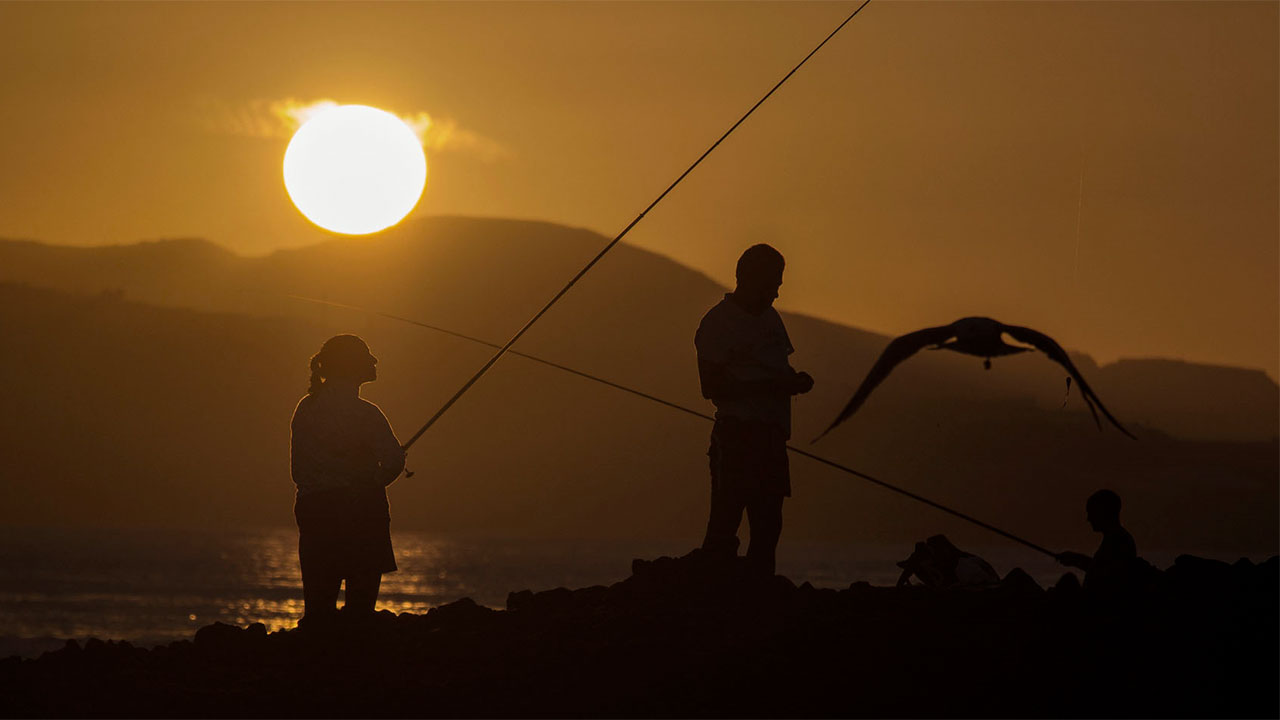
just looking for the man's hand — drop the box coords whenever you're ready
[1056,551,1091,569]
[789,371,814,395]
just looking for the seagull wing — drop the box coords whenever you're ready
[1002,324,1137,440]
[813,324,958,442]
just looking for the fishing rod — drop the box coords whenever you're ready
[280,292,1058,560]
[399,0,874,452]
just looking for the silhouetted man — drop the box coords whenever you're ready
[695,244,813,575]
[1057,489,1137,593]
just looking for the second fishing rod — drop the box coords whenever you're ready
[283,292,1058,561]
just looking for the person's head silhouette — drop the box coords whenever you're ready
[734,244,785,314]
[308,334,378,394]
[1085,489,1122,533]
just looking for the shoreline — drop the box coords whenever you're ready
[2,550,1276,718]
[6,525,1275,654]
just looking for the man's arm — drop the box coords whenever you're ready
[1056,551,1093,571]
[697,357,813,401]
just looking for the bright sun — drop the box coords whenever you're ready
[282,105,427,235]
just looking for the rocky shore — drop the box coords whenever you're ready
[2,551,1276,718]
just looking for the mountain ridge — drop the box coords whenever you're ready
[1,216,1274,443]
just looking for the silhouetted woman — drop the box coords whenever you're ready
[290,334,405,626]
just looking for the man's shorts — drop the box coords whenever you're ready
[708,417,791,498]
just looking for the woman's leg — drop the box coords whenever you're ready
[298,527,342,622]
[302,567,342,620]
[343,572,382,613]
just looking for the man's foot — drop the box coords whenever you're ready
[744,554,776,578]
[296,611,338,634]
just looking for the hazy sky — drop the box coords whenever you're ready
[1,1,1276,376]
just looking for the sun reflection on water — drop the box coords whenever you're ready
[3,526,1081,654]
[0,527,685,647]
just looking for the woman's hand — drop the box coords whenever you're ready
[789,371,815,395]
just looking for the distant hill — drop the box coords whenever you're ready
[1093,359,1278,442]
[0,219,1275,556]
[2,218,1275,443]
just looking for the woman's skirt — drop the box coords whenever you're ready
[294,487,398,578]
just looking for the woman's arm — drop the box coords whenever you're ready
[370,407,406,486]
[289,402,318,489]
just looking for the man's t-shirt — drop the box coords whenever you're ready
[1084,527,1138,592]
[695,293,795,436]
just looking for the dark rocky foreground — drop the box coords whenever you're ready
[2,552,1276,718]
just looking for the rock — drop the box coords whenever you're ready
[193,622,266,659]
[427,597,495,628]
[1049,571,1081,599]
[0,655,21,675]
[506,589,534,611]
[770,574,797,593]
[532,587,574,612]
[1169,554,1233,583]
[630,557,652,576]
[999,567,1044,596]
[1257,556,1279,588]
[2,550,1276,718]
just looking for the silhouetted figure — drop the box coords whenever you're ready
[814,316,1136,441]
[896,534,1000,588]
[1056,489,1138,594]
[290,334,405,627]
[695,244,814,575]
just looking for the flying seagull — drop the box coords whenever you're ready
[813,317,1136,442]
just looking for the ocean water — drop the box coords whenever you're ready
[0,526,1187,657]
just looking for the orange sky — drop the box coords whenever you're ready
[0,1,1275,377]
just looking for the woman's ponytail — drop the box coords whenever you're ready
[307,354,324,394]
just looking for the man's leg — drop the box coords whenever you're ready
[702,484,745,559]
[343,572,382,614]
[744,494,784,575]
[701,427,745,558]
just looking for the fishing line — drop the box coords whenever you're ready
[1073,151,1085,287]
[280,292,1057,560]
[400,0,874,451]
[1065,149,1085,407]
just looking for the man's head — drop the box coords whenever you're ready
[1085,489,1122,532]
[734,244,785,314]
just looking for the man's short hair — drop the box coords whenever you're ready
[1086,489,1122,517]
[736,244,785,281]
